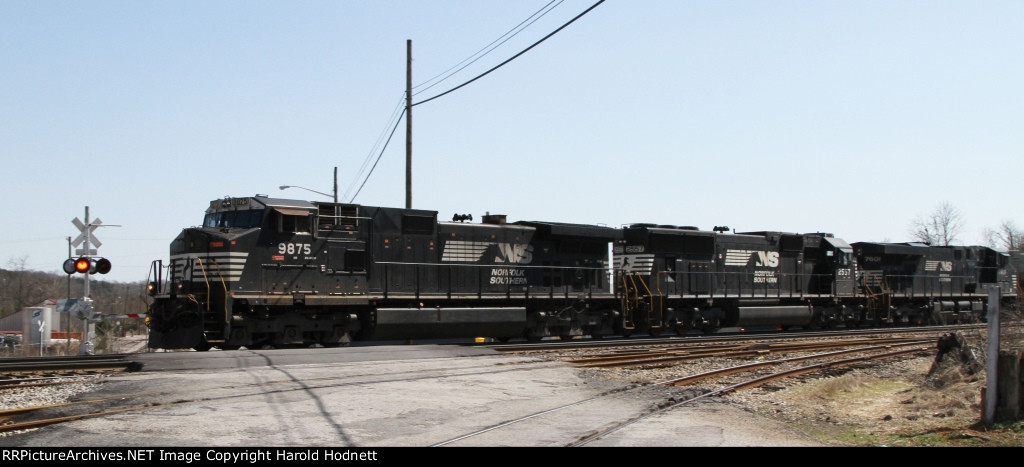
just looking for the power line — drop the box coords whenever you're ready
[412,0,564,97]
[346,0,606,200]
[342,94,407,202]
[413,0,605,107]
[349,106,407,203]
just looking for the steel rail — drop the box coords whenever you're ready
[569,345,932,446]
[570,337,930,368]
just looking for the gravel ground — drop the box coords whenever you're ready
[2,331,1021,446]
[0,377,105,413]
[0,376,106,438]
[550,328,1024,446]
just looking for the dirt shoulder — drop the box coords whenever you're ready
[574,331,1024,447]
[727,352,1019,446]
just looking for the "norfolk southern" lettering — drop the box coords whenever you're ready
[490,268,527,285]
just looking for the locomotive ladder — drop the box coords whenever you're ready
[191,257,230,345]
[621,273,664,335]
[863,275,893,325]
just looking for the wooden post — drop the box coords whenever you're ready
[405,39,412,210]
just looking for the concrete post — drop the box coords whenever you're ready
[983,288,1000,424]
[995,349,1021,422]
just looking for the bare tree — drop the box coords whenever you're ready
[983,220,1022,251]
[909,201,964,246]
[1,256,56,318]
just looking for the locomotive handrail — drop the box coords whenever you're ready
[612,268,999,302]
[620,273,638,330]
[870,273,979,298]
[189,257,229,327]
[206,258,231,326]
[191,257,211,313]
[622,273,638,308]
[147,260,164,295]
[376,260,612,302]
[373,260,611,271]
[626,269,924,301]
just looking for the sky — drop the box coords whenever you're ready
[2,0,1021,284]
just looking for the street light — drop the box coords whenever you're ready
[279,167,338,203]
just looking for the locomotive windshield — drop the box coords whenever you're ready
[204,209,263,229]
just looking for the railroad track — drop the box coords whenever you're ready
[0,355,143,435]
[488,323,985,353]
[568,342,932,446]
[431,333,939,446]
[565,336,931,368]
[0,355,142,377]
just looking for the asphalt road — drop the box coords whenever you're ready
[0,344,824,448]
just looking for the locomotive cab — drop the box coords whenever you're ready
[977,247,1017,297]
[147,196,327,350]
[823,236,856,296]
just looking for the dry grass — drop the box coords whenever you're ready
[732,329,1024,447]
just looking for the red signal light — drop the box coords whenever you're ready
[74,257,92,273]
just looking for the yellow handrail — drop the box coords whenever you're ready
[193,257,231,325]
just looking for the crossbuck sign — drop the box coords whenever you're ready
[72,216,101,256]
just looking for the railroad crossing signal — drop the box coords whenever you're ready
[63,256,112,275]
[66,208,118,276]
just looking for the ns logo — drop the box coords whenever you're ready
[495,243,533,264]
[725,249,780,267]
[756,251,779,267]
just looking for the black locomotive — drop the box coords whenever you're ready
[615,225,1018,337]
[146,195,621,350]
[145,195,1018,350]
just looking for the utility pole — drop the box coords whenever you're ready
[405,39,413,209]
[81,207,93,355]
[66,236,71,352]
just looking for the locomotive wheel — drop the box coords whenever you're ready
[701,318,720,335]
[193,338,211,352]
[559,334,573,341]
[618,319,634,338]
